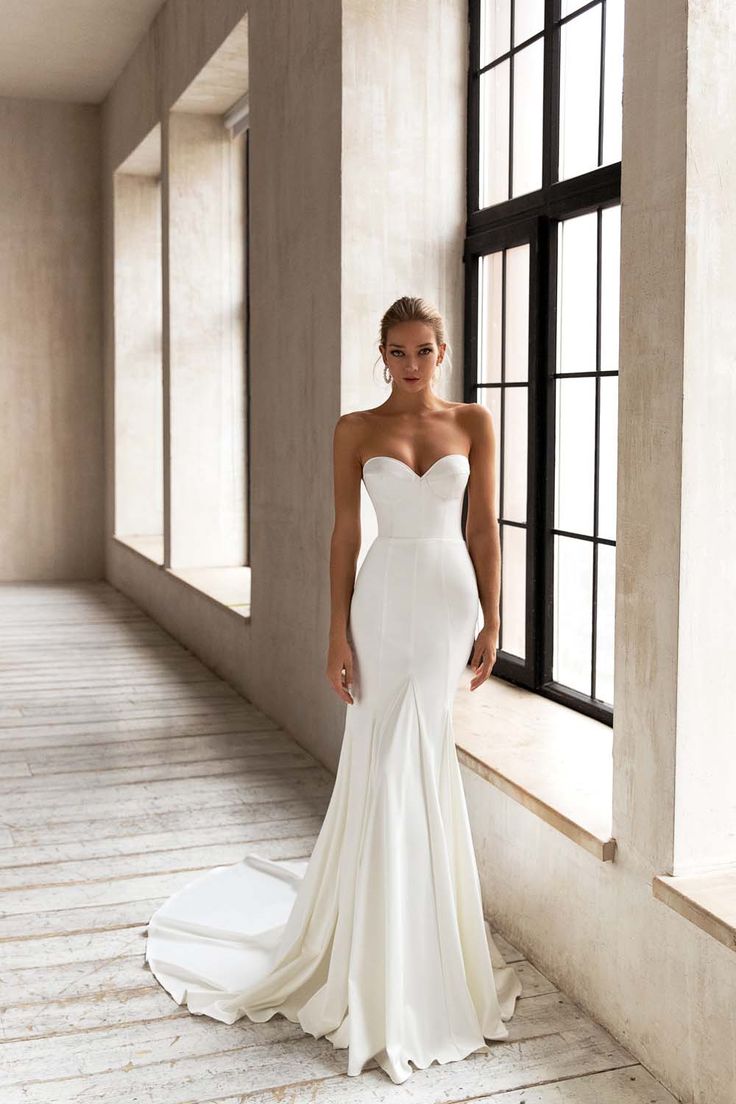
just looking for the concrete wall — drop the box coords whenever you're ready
[675,0,736,874]
[0,97,103,580]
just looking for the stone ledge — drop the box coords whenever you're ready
[652,869,736,953]
[453,671,616,862]
[112,537,251,619]
[167,564,251,617]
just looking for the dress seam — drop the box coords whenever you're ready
[439,545,451,707]
[409,540,418,677]
[376,540,392,700]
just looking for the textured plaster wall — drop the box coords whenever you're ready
[0,98,103,580]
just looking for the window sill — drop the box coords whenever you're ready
[453,671,616,862]
[652,869,736,954]
[115,532,164,564]
[167,565,251,618]
[112,537,251,619]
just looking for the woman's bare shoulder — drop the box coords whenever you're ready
[332,409,382,461]
[457,400,493,428]
[336,404,387,423]
[434,400,490,432]
[333,407,385,439]
[456,402,496,456]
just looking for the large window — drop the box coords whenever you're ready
[465,0,624,724]
[112,15,252,615]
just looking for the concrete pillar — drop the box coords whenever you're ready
[615,0,736,876]
[673,0,736,873]
[0,98,103,580]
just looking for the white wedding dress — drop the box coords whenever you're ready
[144,451,522,1084]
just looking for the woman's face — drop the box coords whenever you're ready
[381,321,445,391]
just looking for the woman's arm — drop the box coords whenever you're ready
[325,414,362,703]
[464,404,501,690]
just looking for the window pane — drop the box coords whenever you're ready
[514,0,544,45]
[598,374,618,542]
[481,0,511,67]
[555,376,596,536]
[556,211,597,375]
[501,523,526,658]
[600,203,620,374]
[602,0,624,165]
[503,386,528,523]
[512,39,544,198]
[595,541,616,704]
[480,60,510,207]
[558,5,602,181]
[560,0,593,16]
[479,387,502,518]
[505,243,530,383]
[478,250,503,383]
[553,534,593,693]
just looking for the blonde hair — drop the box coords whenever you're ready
[375,296,452,382]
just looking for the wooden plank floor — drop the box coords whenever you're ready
[0,582,680,1103]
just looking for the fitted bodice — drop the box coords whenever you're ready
[361,453,470,539]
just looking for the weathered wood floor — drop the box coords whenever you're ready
[0,582,679,1103]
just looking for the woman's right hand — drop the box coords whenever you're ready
[326,634,355,704]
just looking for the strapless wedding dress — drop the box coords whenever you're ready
[144,452,522,1084]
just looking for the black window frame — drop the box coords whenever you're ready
[463,0,622,726]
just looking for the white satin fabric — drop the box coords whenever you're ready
[145,452,522,1084]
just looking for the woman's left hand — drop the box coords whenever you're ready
[469,624,499,690]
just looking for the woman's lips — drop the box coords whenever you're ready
[404,377,420,383]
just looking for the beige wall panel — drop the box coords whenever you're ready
[613,0,688,879]
[0,97,103,580]
[674,0,736,873]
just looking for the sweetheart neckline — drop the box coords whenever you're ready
[361,453,470,480]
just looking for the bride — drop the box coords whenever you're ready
[144,295,522,1085]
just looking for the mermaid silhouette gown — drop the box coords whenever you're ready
[144,451,522,1084]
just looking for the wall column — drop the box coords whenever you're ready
[615,0,736,877]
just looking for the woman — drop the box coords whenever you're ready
[145,296,522,1085]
